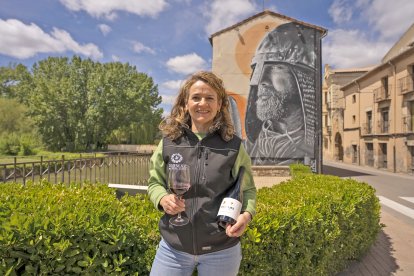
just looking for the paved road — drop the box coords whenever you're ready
[323,161,414,275]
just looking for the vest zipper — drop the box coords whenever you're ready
[193,143,204,255]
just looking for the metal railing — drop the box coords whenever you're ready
[361,123,373,135]
[377,120,390,134]
[373,85,392,102]
[323,126,332,134]
[402,116,414,133]
[398,74,414,95]
[0,151,152,186]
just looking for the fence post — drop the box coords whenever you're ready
[80,154,82,184]
[40,156,43,182]
[61,155,65,184]
[13,157,17,183]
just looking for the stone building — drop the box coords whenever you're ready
[322,65,371,161]
[340,24,414,174]
[209,10,326,171]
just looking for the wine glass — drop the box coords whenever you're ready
[168,165,191,226]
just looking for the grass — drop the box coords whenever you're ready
[0,151,105,165]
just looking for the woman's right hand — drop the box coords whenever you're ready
[160,194,185,215]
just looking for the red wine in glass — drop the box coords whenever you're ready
[168,165,191,226]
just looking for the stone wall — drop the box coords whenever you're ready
[252,166,291,177]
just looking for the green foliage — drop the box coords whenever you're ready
[0,173,380,275]
[0,133,40,156]
[240,174,381,275]
[0,181,161,275]
[1,56,163,152]
[0,63,31,100]
[289,163,312,176]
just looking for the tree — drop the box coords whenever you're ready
[23,56,162,151]
[0,63,32,100]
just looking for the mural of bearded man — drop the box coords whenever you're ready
[245,22,319,165]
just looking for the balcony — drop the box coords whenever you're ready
[374,85,392,102]
[323,126,332,134]
[361,123,373,135]
[377,120,390,134]
[398,74,414,95]
[402,116,414,133]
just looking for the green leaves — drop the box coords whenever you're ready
[0,181,161,275]
[2,56,163,152]
[239,166,381,275]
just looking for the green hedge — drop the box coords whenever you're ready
[0,181,161,275]
[1,169,380,275]
[240,172,381,275]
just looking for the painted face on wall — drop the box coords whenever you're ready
[186,80,222,133]
[256,63,296,121]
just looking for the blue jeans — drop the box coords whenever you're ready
[150,239,242,276]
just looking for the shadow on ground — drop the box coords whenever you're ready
[322,165,372,177]
[336,229,399,276]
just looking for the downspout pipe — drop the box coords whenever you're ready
[388,61,397,173]
[354,80,361,166]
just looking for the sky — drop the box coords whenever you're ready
[1,0,414,114]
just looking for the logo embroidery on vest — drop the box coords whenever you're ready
[170,153,183,163]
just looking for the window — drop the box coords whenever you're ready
[382,76,389,98]
[410,101,414,132]
[352,145,358,163]
[379,143,387,169]
[352,115,356,124]
[366,143,374,166]
[381,109,389,133]
[352,94,356,103]
[366,111,372,134]
[410,146,414,173]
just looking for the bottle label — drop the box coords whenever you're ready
[217,197,242,220]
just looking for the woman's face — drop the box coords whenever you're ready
[186,80,221,133]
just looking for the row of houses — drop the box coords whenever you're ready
[323,24,414,174]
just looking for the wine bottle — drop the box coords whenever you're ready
[217,166,245,229]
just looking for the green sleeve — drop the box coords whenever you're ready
[147,140,169,211]
[232,142,257,217]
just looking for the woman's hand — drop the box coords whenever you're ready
[160,194,185,215]
[226,212,252,237]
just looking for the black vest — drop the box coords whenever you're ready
[161,129,241,255]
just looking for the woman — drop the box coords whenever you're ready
[148,71,256,275]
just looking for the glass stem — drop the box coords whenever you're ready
[177,195,182,220]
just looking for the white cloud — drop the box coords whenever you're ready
[161,80,183,90]
[204,0,256,35]
[328,0,353,24]
[166,53,207,75]
[59,0,168,20]
[0,19,103,59]
[132,41,155,55]
[111,55,120,61]
[323,29,391,68]
[161,94,177,105]
[98,24,111,36]
[363,0,414,40]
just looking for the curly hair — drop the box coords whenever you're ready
[160,71,235,141]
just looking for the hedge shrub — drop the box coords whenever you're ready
[0,181,160,275]
[240,171,381,275]
[1,168,380,275]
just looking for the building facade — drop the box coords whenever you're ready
[209,10,326,171]
[340,24,414,174]
[322,65,371,162]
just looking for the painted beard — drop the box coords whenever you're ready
[256,86,287,121]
